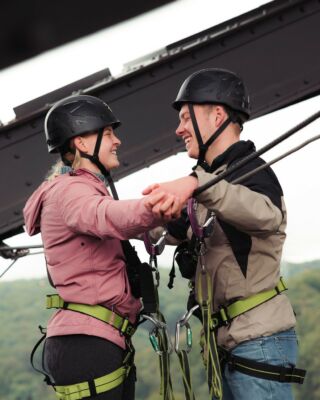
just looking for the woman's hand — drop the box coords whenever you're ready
[143,191,183,220]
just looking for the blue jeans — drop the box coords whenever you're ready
[222,329,298,400]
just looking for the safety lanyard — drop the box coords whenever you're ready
[142,231,175,400]
[187,198,223,400]
[175,305,199,400]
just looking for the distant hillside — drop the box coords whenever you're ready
[281,259,320,278]
[1,262,320,399]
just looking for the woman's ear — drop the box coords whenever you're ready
[73,136,87,153]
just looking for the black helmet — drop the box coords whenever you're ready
[45,95,121,153]
[172,68,250,120]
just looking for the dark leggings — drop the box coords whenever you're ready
[44,335,135,400]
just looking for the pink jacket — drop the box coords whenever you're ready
[23,169,160,349]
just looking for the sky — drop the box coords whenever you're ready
[0,0,319,281]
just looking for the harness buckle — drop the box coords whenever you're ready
[281,364,295,383]
[218,305,231,326]
[228,356,236,373]
[119,317,135,337]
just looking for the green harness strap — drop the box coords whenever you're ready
[212,277,287,328]
[54,350,133,400]
[175,276,297,400]
[46,294,136,337]
[44,294,136,399]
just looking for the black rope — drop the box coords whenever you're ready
[194,110,320,196]
[0,244,43,251]
[0,258,18,278]
[232,133,320,185]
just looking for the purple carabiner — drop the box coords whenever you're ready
[187,198,204,239]
[143,231,166,256]
[187,198,215,240]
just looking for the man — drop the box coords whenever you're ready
[144,68,304,399]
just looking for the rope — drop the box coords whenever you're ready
[194,110,320,195]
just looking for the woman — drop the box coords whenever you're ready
[23,95,181,400]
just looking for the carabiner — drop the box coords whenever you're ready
[142,313,173,355]
[143,230,167,257]
[175,305,199,352]
[187,198,215,240]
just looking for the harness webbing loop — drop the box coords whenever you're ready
[46,294,136,337]
[212,277,288,328]
[54,364,130,400]
[219,348,306,384]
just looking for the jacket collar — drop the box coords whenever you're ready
[208,140,256,172]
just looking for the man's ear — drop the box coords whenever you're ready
[214,105,227,127]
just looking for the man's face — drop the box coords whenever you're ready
[176,104,215,159]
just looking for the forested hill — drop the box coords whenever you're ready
[1,262,320,400]
[282,259,320,278]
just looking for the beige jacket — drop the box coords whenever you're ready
[158,141,296,349]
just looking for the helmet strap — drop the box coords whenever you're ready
[79,129,119,200]
[188,104,232,168]
[188,104,207,166]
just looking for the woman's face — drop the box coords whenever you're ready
[98,126,122,170]
[79,126,122,170]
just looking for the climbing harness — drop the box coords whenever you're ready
[30,326,135,400]
[173,196,308,399]
[211,277,287,329]
[219,347,306,384]
[46,294,136,337]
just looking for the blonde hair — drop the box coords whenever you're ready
[46,139,82,181]
[46,160,65,181]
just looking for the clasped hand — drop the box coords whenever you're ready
[142,176,198,221]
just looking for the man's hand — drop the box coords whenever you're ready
[143,191,182,221]
[142,176,198,204]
